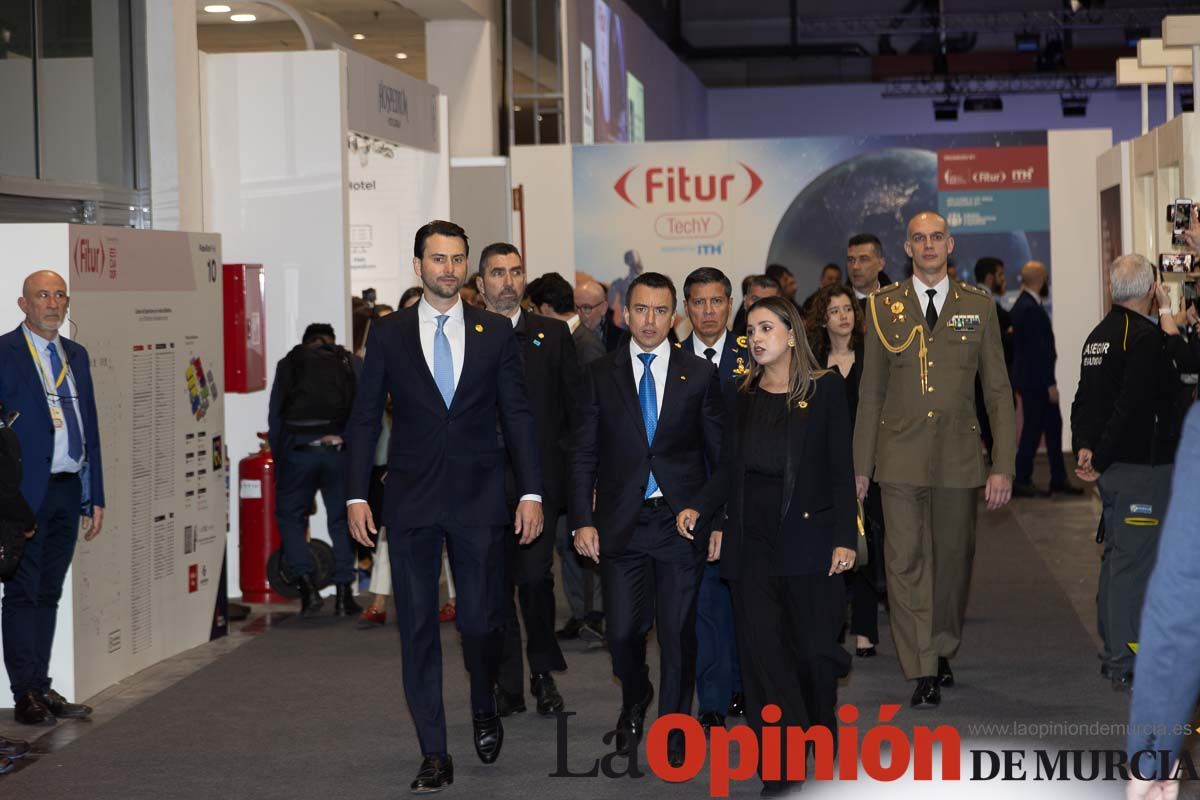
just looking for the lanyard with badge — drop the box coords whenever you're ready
[23,330,69,430]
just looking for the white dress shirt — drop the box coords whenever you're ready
[689,330,727,365]
[349,297,540,506]
[417,295,465,389]
[631,337,672,499]
[912,273,951,319]
[23,324,85,473]
[566,314,581,334]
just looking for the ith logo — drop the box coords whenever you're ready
[613,163,763,208]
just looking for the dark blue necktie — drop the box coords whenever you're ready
[47,342,84,461]
[638,353,658,499]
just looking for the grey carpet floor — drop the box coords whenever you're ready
[2,503,1136,799]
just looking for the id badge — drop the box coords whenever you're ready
[50,405,65,429]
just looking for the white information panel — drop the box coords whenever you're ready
[0,225,226,702]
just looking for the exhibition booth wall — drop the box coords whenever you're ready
[202,48,448,597]
[511,128,1111,411]
[0,225,227,702]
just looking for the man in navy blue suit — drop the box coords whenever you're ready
[0,270,104,726]
[1011,261,1080,497]
[679,267,746,731]
[345,221,543,793]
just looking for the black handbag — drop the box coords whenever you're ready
[0,520,26,583]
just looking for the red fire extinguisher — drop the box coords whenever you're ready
[238,433,287,604]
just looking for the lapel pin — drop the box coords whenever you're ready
[474,323,484,333]
[736,335,748,348]
[680,374,687,381]
[673,342,681,349]
[533,339,542,347]
[797,400,808,409]
[537,332,545,339]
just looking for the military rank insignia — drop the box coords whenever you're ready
[948,314,980,332]
[733,356,749,376]
[736,335,748,348]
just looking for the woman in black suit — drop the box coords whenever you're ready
[677,296,856,797]
[806,284,885,659]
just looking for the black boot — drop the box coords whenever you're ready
[296,574,325,618]
[334,583,362,617]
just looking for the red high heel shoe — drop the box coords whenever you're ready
[357,606,387,629]
[438,602,457,623]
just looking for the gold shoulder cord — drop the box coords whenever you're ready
[868,294,928,395]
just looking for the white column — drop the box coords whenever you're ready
[425,20,499,157]
[1167,68,1175,120]
[143,0,203,231]
[1141,83,1149,135]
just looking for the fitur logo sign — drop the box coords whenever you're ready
[73,236,117,280]
[612,163,765,208]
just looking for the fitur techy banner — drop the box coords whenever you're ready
[572,133,1051,310]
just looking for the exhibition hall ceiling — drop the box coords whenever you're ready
[197,0,428,80]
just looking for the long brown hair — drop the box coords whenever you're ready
[739,295,824,406]
[805,284,864,363]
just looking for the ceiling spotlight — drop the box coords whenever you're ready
[1060,94,1089,117]
[353,33,366,41]
[933,98,959,121]
[963,95,1003,112]
[230,13,256,22]
[395,52,408,60]
[203,4,232,12]
[1014,32,1039,54]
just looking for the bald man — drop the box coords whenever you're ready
[575,280,623,352]
[1011,261,1078,497]
[1,271,104,725]
[854,212,1015,709]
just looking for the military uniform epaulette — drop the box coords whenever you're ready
[957,282,988,297]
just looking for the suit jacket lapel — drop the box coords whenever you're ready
[611,346,648,443]
[451,306,486,416]
[10,328,52,423]
[780,392,810,522]
[658,347,687,429]
[718,340,740,380]
[401,309,443,410]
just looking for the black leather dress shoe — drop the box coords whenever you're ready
[410,754,453,794]
[495,689,526,717]
[937,657,954,688]
[555,618,583,640]
[43,688,92,719]
[910,677,941,709]
[1012,482,1047,498]
[531,673,564,715]
[333,583,362,617]
[615,683,655,755]
[698,710,726,732]
[0,735,30,759]
[14,691,54,725]
[667,729,687,768]
[295,574,325,618]
[727,691,745,718]
[473,712,504,764]
[856,646,877,658]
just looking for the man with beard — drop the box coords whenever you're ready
[345,221,543,792]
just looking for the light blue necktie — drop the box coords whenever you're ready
[47,343,84,461]
[638,352,658,499]
[433,314,454,409]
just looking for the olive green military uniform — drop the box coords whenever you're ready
[852,278,1016,680]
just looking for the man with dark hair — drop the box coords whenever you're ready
[571,271,725,767]
[731,274,781,341]
[477,246,578,719]
[345,220,543,790]
[801,264,848,317]
[680,267,745,730]
[765,263,798,305]
[528,273,605,366]
[268,321,359,619]
[847,234,888,302]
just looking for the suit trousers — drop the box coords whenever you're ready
[498,508,568,696]
[695,562,742,714]
[275,445,355,585]
[1015,388,1068,487]
[879,483,979,679]
[1096,462,1172,679]
[601,504,704,715]
[2,472,81,699]
[730,543,848,755]
[555,517,603,622]
[389,522,506,756]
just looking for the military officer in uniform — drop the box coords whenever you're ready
[853,211,1015,709]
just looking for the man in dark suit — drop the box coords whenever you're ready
[345,221,543,792]
[476,247,577,718]
[575,280,624,353]
[973,257,1015,454]
[571,272,725,768]
[731,274,781,343]
[1011,261,1079,497]
[528,273,605,367]
[0,271,103,726]
[679,267,746,731]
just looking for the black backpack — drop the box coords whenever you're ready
[281,343,356,430]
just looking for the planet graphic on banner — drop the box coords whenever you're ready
[767,148,1035,286]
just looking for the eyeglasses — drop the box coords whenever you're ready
[576,303,605,314]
